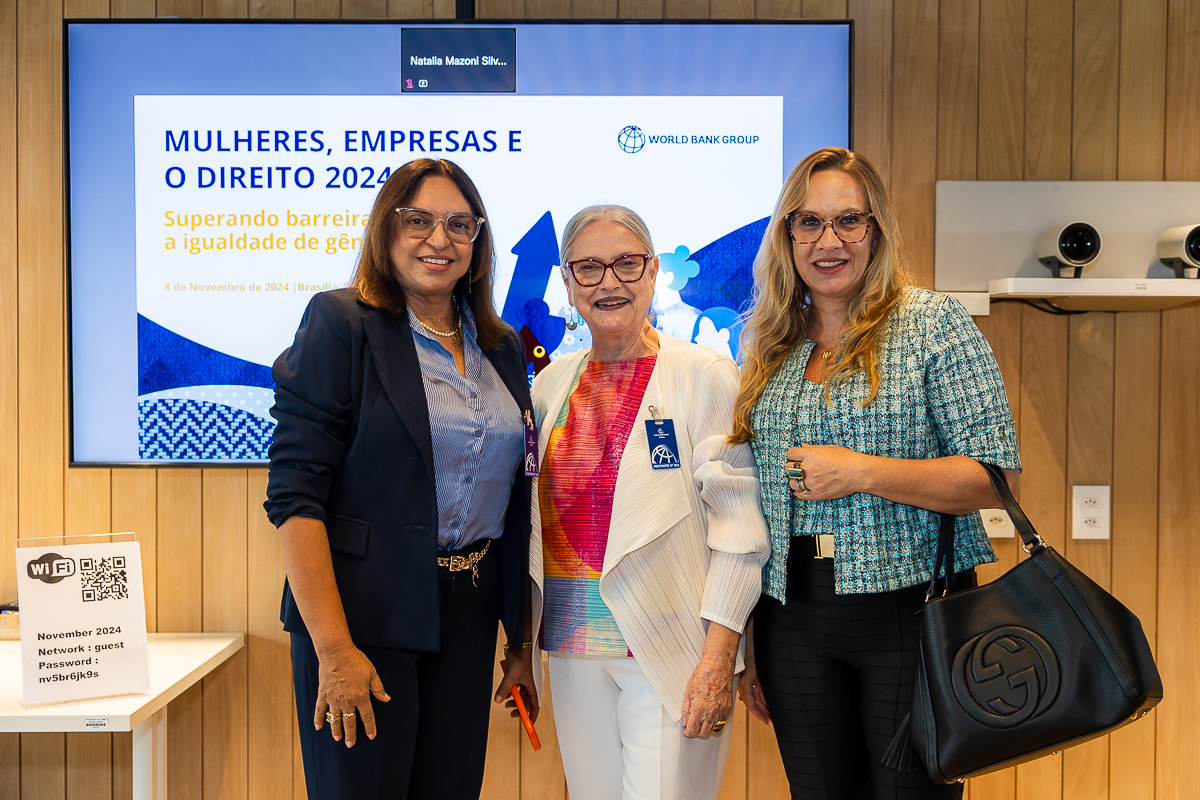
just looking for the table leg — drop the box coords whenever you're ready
[132,706,168,800]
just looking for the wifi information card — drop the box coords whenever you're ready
[16,539,150,707]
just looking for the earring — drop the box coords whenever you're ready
[647,308,656,327]
[565,306,579,330]
[467,263,473,295]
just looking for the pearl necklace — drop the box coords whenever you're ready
[414,301,461,339]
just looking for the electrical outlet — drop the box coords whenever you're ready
[981,508,1015,539]
[1072,485,1110,540]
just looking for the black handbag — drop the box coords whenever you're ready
[883,462,1163,784]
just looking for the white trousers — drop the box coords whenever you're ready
[548,653,734,800]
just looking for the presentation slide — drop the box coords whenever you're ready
[67,22,851,464]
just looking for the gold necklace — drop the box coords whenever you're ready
[821,348,834,359]
[414,300,460,339]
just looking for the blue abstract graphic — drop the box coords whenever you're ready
[679,217,769,314]
[658,245,700,291]
[139,314,274,395]
[513,299,565,360]
[691,307,745,361]
[501,211,560,328]
[138,397,274,460]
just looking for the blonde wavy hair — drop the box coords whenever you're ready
[729,147,910,444]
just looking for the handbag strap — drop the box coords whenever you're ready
[977,462,1046,555]
[927,462,1044,602]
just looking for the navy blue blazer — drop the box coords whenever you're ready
[264,288,532,653]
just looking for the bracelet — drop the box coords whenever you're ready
[505,641,534,650]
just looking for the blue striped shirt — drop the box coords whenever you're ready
[409,306,524,550]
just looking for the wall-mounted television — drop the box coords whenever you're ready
[66,19,852,465]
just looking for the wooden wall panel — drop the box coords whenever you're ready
[968,302,1022,800]
[1108,312,1159,800]
[10,2,1200,799]
[480,638,522,799]
[746,717,789,798]
[249,0,294,18]
[203,471,249,800]
[0,0,18,610]
[1024,0,1072,180]
[20,735,65,800]
[246,470,294,800]
[890,0,938,287]
[846,0,891,181]
[517,666,566,800]
[295,0,339,17]
[111,470,158,631]
[0,734,19,800]
[17,0,65,544]
[1062,313,1114,800]
[1156,306,1200,799]
[113,733,133,800]
[1164,0,1200,181]
[1071,0,1119,180]
[937,0,979,181]
[977,0,1024,180]
[716,702,747,800]
[1117,0,1167,180]
[111,0,157,17]
[158,0,203,17]
[66,732,112,800]
[1013,311,1067,800]
[664,0,707,18]
[157,469,204,799]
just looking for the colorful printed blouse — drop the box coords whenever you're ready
[539,356,657,656]
[750,288,1022,598]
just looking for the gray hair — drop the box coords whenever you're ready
[559,205,656,265]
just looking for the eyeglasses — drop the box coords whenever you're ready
[395,207,486,244]
[564,254,651,287]
[785,211,874,244]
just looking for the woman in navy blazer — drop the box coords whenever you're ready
[265,159,537,800]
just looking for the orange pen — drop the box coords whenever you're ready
[500,660,541,751]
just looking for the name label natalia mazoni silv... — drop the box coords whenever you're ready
[401,28,517,94]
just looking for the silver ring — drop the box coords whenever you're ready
[798,477,811,495]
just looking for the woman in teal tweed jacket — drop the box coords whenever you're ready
[730,147,1021,800]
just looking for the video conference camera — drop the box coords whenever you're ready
[1157,225,1200,278]
[1036,222,1102,279]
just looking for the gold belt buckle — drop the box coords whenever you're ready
[437,540,490,585]
[814,534,835,560]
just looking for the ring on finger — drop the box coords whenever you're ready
[342,711,356,720]
[711,720,728,732]
[325,711,341,724]
[798,477,811,495]
[786,464,804,480]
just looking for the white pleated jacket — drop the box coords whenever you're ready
[529,335,771,720]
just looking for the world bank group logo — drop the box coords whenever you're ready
[617,126,646,154]
[951,626,1061,729]
[651,444,678,466]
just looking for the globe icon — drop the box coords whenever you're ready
[617,126,646,154]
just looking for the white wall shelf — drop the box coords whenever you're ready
[988,278,1200,311]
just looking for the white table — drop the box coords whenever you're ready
[0,632,244,800]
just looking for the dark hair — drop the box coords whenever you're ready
[350,158,509,351]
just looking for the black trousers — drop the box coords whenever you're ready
[753,536,974,800]
[291,538,502,800]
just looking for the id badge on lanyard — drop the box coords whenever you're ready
[523,410,539,477]
[644,405,681,470]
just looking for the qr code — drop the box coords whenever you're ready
[79,557,129,602]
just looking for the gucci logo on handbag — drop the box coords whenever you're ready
[951,626,1061,728]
